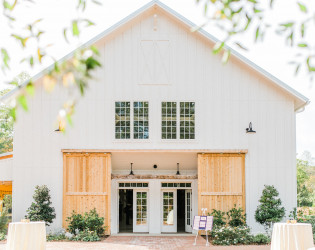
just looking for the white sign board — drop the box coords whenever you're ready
[192,215,213,231]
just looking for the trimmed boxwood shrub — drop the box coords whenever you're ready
[252,234,271,244]
[66,208,105,236]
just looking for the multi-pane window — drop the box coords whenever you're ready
[186,191,191,226]
[118,183,149,188]
[163,192,174,225]
[115,101,149,140]
[115,102,130,139]
[161,102,177,139]
[161,183,192,188]
[134,102,149,139]
[161,102,195,140]
[180,102,195,139]
[136,191,147,225]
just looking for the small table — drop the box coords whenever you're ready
[6,222,46,250]
[271,223,314,250]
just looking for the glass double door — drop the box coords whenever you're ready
[119,189,148,233]
[133,190,149,232]
[161,190,192,233]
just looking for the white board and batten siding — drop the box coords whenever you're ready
[12,4,300,233]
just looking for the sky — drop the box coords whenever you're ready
[0,0,314,158]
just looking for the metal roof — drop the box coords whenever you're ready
[0,0,309,110]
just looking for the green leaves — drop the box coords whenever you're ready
[90,45,99,56]
[25,185,56,226]
[26,82,35,96]
[11,34,29,47]
[301,23,305,38]
[297,43,307,48]
[280,22,294,28]
[3,0,17,11]
[255,26,260,42]
[297,2,307,13]
[255,185,285,233]
[17,95,28,111]
[85,56,101,70]
[213,41,225,54]
[1,48,10,72]
[306,56,315,72]
[72,20,80,37]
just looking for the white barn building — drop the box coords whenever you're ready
[1,0,309,234]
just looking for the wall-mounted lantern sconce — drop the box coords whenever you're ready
[129,163,134,175]
[176,163,180,175]
[246,122,256,134]
[153,164,157,169]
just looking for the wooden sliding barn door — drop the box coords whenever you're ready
[198,153,245,215]
[63,152,111,234]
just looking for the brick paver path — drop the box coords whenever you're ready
[0,236,270,249]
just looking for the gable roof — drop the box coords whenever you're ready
[0,0,309,111]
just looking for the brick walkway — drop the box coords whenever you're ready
[0,236,270,249]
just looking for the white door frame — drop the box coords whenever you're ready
[185,190,192,232]
[111,179,197,235]
[161,189,177,233]
[133,189,149,232]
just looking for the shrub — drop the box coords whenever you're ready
[25,185,56,226]
[47,233,67,241]
[289,208,298,220]
[227,205,246,227]
[0,211,9,234]
[67,213,85,234]
[72,229,100,242]
[0,232,6,241]
[210,226,253,245]
[3,195,12,214]
[255,185,285,233]
[67,208,105,236]
[210,209,226,227]
[252,234,271,244]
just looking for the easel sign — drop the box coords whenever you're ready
[193,216,213,231]
[192,215,213,246]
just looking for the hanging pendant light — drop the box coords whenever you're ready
[129,163,134,175]
[176,163,180,175]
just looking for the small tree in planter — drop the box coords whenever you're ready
[25,185,56,226]
[255,185,285,234]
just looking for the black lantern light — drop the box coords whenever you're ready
[129,163,134,175]
[246,122,256,134]
[176,163,180,175]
